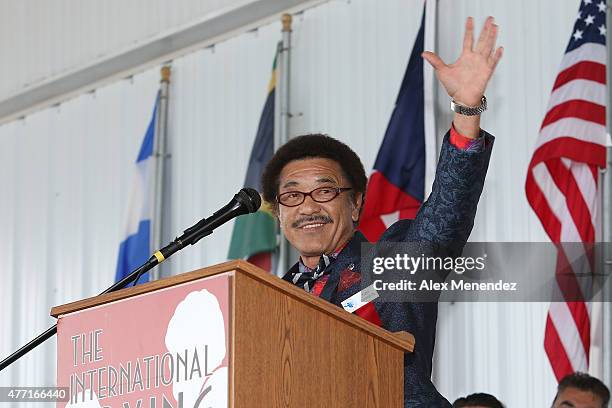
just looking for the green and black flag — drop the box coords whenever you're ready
[227,54,278,271]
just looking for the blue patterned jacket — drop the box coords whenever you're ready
[283,130,494,407]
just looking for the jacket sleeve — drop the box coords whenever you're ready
[380,129,494,253]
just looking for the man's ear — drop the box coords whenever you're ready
[351,192,364,223]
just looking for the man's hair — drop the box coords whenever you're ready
[554,372,610,407]
[453,393,505,408]
[261,134,367,213]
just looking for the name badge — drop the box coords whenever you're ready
[341,284,379,313]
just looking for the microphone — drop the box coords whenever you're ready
[153,188,262,263]
[181,187,261,244]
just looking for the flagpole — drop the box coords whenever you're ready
[151,65,171,281]
[275,14,293,277]
[423,0,438,197]
[601,0,612,387]
[424,0,445,388]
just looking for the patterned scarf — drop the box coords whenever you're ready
[290,253,334,293]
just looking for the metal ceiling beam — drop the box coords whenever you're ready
[0,0,319,124]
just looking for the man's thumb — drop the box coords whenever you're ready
[421,51,445,70]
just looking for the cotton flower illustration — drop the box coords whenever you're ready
[165,289,227,407]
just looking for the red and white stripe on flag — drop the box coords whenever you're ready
[525,0,607,382]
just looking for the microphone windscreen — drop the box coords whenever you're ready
[239,188,262,213]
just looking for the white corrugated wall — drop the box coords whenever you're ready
[0,0,604,406]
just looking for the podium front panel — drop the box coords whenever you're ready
[56,273,231,408]
[233,271,404,407]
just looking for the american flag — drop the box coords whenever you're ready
[525,0,607,381]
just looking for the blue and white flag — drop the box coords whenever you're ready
[115,93,159,284]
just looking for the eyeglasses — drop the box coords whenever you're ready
[277,186,353,207]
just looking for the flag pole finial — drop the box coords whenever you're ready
[160,66,171,83]
[282,13,292,32]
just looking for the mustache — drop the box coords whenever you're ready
[292,215,333,229]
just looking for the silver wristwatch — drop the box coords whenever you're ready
[450,95,487,116]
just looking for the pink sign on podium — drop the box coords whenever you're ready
[56,273,230,408]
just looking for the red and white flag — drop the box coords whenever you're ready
[525,0,607,381]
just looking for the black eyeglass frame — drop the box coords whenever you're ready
[276,187,353,207]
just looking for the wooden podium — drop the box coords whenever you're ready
[52,260,414,407]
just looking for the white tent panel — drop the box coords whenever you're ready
[289,0,423,170]
[0,70,160,391]
[435,302,554,400]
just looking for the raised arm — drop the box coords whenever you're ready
[381,17,501,249]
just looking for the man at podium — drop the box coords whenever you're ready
[260,17,501,407]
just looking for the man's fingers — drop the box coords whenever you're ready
[463,17,474,51]
[481,24,499,56]
[474,16,494,54]
[421,51,446,70]
[489,46,504,70]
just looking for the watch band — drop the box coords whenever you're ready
[450,95,487,116]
